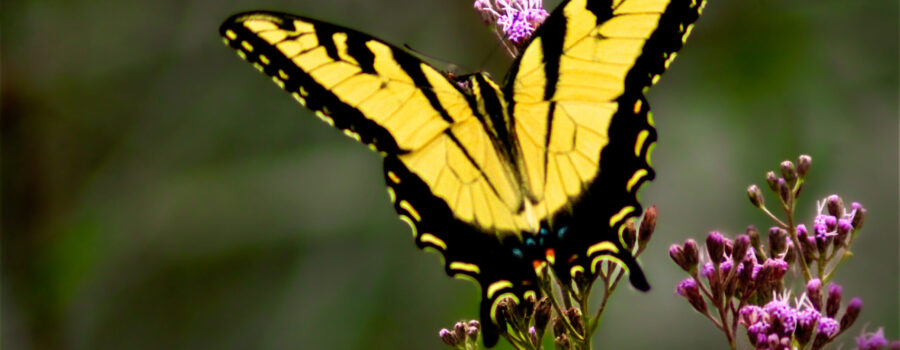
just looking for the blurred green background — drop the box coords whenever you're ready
[2,0,897,349]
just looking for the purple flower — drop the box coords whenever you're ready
[764,297,797,336]
[474,0,549,45]
[798,308,820,327]
[701,262,715,279]
[751,264,763,280]
[677,278,707,314]
[720,259,734,273]
[856,328,889,350]
[807,279,823,311]
[796,307,821,345]
[740,305,766,325]
[439,328,458,346]
[826,283,842,317]
[816,316,839,338]
[768,259,789,280]
[837,219,853,234]
[824,215,837,231]
[745,246,758,264]
[747,321,771,345]
[797,224,809,238]
[707,231,726,262]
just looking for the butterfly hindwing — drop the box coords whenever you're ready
[384,156,538,347]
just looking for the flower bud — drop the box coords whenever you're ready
[466,325,479,341]
[767,333,782,349]
[777,178,791,204]
[638,205,657,249]
[796,308,820,345]
[807,279,823,311]
[826,195,844,218]
[670,245,691,272]
[707,231,726,263]
[534,298,551,332]
[825,215,838,232]
[683,239,700,269]
[766,171,779,191]
[738,259,755,293]
[732,235,750,265]
[797,155,812,178]
[798,225,817,261]
[835,219,852,248]
[454,321,467,340]
[768,227,787,256]
[522,294,536,319]
[551,316,566,337]
[439,328,459,346]
[755,261,774,287]
[746,321,770,346]
[468,320,480,332]
[851,207,866,231]
[781,160,797,185]
[723,263,739,296]
[739,305,765,325]
[797,224,809,238]
[565,308,583,334]
[816,232,829,256]
[529,326,538,346]
[769,259,788,281]
[676,278,707,314]
[746,225,763,258]
[783,241,797,265]
[748,184,764,208]
[622,219,637,250]
[812,317,840,348]
[840,297,862,331]
[826,284,842,318]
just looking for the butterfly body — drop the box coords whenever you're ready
[221,0,704,345]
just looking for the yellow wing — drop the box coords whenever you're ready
[506,0,705,220]
[220,12,540,233]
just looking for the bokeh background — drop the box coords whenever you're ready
[3,0,897,348]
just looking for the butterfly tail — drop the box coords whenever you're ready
[480,297,501,347]
[619,250,650,291]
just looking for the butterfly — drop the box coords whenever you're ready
[220,0,704,345]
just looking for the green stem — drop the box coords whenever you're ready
[541,271,584,343]
[759,204,789,229]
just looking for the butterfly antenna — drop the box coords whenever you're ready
[477,38,504,71]
[403,43,474,75]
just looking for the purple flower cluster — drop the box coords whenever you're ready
[856,328,900,350]
[671,230,791,308]
[737,279,862,350]
[474,0,548,45]
[439,320,481,349]
[670,194,870,348]
[670,155,892,350]
[796,195,865,261]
